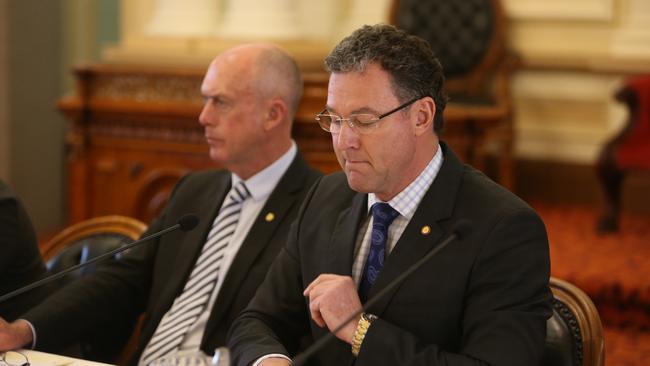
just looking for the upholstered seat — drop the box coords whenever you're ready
[46,233,132,286]
[543,277,605,366]
[42,215,147,363]
[390,0,517,189]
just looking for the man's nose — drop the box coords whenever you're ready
[198,102,212,126]
[334,119,360,150]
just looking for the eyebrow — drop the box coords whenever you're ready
[324,105,382,115]
[202,93,232,102]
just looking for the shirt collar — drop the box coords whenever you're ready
[231,141,297,202]
[368,144,444,220]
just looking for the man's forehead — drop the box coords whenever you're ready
[202,60,252,94]
[201,77,251,97]
[328,68,396,103]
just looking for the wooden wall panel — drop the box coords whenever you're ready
[59,64,509,224]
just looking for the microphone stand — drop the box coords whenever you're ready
[0,215,198,304]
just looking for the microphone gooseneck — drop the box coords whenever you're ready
[292,220,473,366]
[0,214,200,304]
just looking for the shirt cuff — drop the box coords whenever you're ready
[251,353,292,366]
[18,319,37,349]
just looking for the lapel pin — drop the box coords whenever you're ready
[265,212,275,222]
[421,225,431,235]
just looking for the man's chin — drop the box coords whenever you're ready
[209,150,227,165]
[345,172,372,193]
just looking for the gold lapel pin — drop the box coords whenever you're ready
[421,225,431,235]
[265,212,275,222]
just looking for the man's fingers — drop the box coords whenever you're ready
[303,273,337,296]
[308,296,325,327]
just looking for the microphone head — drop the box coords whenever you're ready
[211,347,230,366]
[178,214,199,232]
[453,219,472,240]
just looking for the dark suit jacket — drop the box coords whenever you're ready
[228,144,552,366]
[0,180,53,321]
[22,153,321,365]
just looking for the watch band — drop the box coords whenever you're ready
[351,313,377,357]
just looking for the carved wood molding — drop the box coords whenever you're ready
[88,116,204,144]
[90,74,203,104]
[74,64,205,103]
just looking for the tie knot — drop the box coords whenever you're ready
[229,181,250,203]
[371,202,399,226]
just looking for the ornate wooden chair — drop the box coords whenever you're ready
[543,277,605,366]
[390,0,517,189]
[596,75,650,233]
[43,215,147,282]
[42,215,147,363]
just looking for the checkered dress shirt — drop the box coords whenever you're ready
[351,145,444,285]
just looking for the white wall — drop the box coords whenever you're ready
[504,0,650,163]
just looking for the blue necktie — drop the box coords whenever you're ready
[359,202,400,302]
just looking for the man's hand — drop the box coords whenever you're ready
[0,318,33,351]
[258,357,291,366]
[303,274,362,344]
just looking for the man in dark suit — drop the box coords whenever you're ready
[227,25,552,366]
[0,43,321,365]
[0,179,56,321]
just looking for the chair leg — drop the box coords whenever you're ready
[596,145,624,233]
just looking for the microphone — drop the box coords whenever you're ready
[211,347,230,366]
[292,220,472,366]
[0,214,200,304]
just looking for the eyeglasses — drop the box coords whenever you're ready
[1,351,29,366]
[315,97,421,135]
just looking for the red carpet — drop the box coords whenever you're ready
[532,201,650,365]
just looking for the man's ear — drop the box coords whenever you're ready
[264,99,287,130]
[413,97,435,135]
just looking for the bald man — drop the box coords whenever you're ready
[0,44,321,365]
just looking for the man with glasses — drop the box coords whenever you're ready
[0,43,321,365]
[228,25,552,366]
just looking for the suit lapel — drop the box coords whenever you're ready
[364,210,444,315]
[365,143,465,316]
[167,175,230,297]
[328,192,367,276]
[202,153,313,340]
[321,192,366,366]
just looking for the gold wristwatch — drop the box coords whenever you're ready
[351,313,377,357]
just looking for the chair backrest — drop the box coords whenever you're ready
[542,277,605,366]
[390,0,508,97]
[388,0,518,189]
[43,215,147,289]
[41,215,147,362]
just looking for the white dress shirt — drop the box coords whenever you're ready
[178,142,297,351]
[351,144,443,285]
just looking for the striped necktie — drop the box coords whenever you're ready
[139,182,250,366]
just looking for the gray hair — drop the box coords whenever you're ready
[325,24,447,132]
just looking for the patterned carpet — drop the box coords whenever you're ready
[532,201,650,366]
